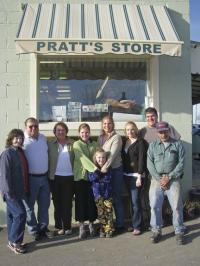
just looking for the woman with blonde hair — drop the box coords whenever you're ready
[98,115,125,234]
[122,121,148,235]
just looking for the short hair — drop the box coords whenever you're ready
[24,117,38,126]
[144,107,158,117]
[5,129,24,148]
[124,121,139,137]
[101,115,115,133]
[53,122,68,135]
[93,148,107,166]
[78,123,90,133]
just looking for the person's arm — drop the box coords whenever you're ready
[138,139,148,175]
[0,151,15,198]
[101,135,122,172]
[168,141,185,179]
[73,141,97,173]
[147,143,160,180]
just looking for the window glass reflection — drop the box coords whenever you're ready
[39,59,147,122]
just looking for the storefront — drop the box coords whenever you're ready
[0,0,191,224]
[15,2,184,133]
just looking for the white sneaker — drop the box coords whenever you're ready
[65,229,73,235]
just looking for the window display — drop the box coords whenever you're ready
[39,58,147,122]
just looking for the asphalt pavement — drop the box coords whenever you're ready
[0,217,200,266]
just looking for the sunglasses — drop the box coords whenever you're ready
[28,125,38,129]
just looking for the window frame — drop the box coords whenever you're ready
[30,54,159,136]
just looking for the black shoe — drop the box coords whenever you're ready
[176,233,184,245]
[33,232,42,241]
[150,232,161,243]
[115,227,125,235]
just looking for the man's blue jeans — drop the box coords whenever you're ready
[23,175,50,234]
[149,178,184,234]
[5,195,26,244]
[111,166,125,228]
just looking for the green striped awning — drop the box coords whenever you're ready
[15,3,183,56]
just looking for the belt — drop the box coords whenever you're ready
[29,172,47,177]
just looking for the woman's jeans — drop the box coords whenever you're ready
[124,175,141,230]
[111,166,125,228]
[5,195,26,244]
[149,178,184,234]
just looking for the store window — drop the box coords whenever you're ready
[39,57,148,123]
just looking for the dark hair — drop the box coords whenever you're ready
[78,123,90,133]
[53,122,68,135]
[93,148,107,167]
[144,107,158,117]
[24,117,38,126]
[6,129,24,148]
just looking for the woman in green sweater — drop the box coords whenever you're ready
[73,123,98,239]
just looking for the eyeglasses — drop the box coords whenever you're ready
[28,125,38,129]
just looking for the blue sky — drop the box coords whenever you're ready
[190,0,200,41]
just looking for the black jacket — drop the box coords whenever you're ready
[122,137,148,175]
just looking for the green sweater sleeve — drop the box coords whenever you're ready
[73,141,97,173]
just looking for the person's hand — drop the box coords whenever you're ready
[136,177,142,187]
[160,175,170,190]
[101,165,107,173]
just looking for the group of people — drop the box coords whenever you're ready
[0,107,186,255]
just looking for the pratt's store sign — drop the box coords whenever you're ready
[15,40,181,56]
[36,41,161,54]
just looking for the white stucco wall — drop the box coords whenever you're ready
[0,0,191,225]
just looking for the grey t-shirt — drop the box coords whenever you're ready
[139,125,181,144]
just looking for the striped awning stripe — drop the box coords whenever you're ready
[15,3,183,56]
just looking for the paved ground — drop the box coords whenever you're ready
[0,217,200,266]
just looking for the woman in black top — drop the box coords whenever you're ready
[122,121,148,235]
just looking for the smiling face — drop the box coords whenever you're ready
[125,122,138,139]
[12,135,24,148]
[102,117,114,134]
[146,112,158,127]
[25,119,39,138]
[158,130,170,142]
[79,127,90,142]
[95,151,107,167]
[55,125,67,142]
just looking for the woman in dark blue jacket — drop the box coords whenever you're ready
[0,129,29,254]
[122,121,148,235]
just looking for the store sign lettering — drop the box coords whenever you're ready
[36,41,161,54]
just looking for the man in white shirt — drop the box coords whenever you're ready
[23,117,50,240]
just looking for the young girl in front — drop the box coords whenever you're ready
[88,148,114,238]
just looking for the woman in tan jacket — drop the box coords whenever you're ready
[98,115,125,234]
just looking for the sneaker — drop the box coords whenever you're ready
[115,227,125,235]
[106,231,113,238]
[33,232,42,241]
[57,229,65,235]
[150,232,162,243]
[7,242,27,255]
[79,225,87,240]
[99,230,106,238]
[176,233,184,245]
[89,223,96,237]
[65,229,73,235]
[133,229,141,236]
